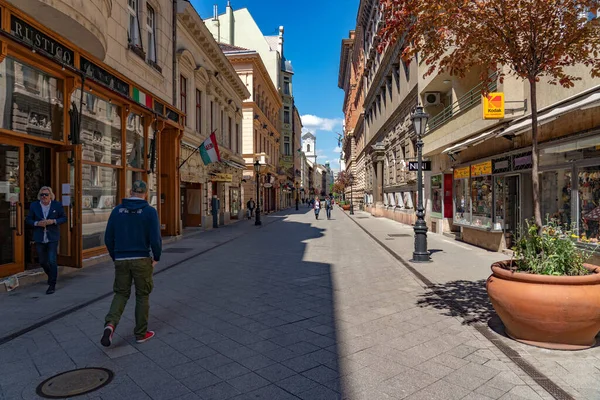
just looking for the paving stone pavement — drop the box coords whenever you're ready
[0,208,557,400]
[348,210,600,400]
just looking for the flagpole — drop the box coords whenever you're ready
[178,129,217,170]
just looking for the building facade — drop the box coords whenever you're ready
[176,2,249,229]
[220,45,282,215]
[0,0,184,278]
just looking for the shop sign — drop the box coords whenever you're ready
[408,161,431,171]
[471,161,492,176]
[279,155,293,168]
[493,158,510,173]
[454,166,470,179]
[80,57,129,97]
[10,16,74,67]
[264,183,273,188]
[514,154,532,169]
[482,92,505,119]
[211,173,232,182]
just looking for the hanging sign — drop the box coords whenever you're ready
[408,161,431,171]
[454,167,470,179]
[211,173,232,182]
[483,92,505,119]
[471,161,492,176]
[10,16,75,67]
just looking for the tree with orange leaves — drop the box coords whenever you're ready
[378,0,600,228]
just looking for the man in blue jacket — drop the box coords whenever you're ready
[26,186,67,295]
[101,180,162,347]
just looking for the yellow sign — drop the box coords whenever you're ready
[482,92,505,119]
[211,173,232,182]
[471,161,492,176]
[454,167,470,179]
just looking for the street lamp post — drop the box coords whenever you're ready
[411,104,430,262]
[295,182,299,210]
[254,160,262,226]
[349,174,355,215]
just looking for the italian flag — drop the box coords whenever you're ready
[199,132,221,165]
[132,87,153,108]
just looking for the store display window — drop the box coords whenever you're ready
[578,166,600,243]
[453,167,470,225]
[431,175,443,216]
[541,170,571,227]
[471,175,493,228]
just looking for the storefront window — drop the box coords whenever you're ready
[471,176,493,228]
[230,188,240,217]
[453,178,470,225]
[126,113,145,169]
[494,177,505,230]
[82,165,119,250]
[541,170,572,227]
[0,57,64,141]
[74,89,122,165]
[148,172,158,209]
[578,166,600,243]
[431,175,443,215]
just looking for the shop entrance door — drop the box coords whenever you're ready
[504,175,520,244]
[0,140,25,277]
[55,145,82,268]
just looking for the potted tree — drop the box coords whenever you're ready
[378,0,600,349]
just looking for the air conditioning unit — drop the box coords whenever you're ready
[424,92,441,107]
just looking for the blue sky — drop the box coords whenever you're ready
[190,0,360,171]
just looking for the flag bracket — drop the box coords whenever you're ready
[178,129,217,170]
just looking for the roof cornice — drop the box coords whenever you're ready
[225,53,283,109]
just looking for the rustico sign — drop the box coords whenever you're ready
[10,16,75,67]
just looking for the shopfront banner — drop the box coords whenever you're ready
[483,92,505,119]
[10,16,75,67]
[211,173,232,182]
[471,161,492,176]
[454,167,470,179]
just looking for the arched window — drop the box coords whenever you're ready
[307,144,311,153]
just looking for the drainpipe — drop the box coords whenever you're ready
[172,0,178,106]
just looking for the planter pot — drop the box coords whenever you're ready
[342,204,351,211]
[486,260,600,350]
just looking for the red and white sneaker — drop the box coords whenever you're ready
[136,331,155,344]
[101,324,114,347]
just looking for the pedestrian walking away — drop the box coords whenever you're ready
[325,196,332,220]
[25,186,67,295]
[313,196,321,220]
[246,198,255,219]
[101,180,162,347]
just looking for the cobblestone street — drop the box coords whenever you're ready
[0,209,582,399]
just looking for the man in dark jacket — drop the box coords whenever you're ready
[25,186,67,294]
[101,181,162,347]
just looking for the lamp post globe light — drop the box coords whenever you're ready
[349,173,355,215]
[254,160,262,226]
[411,104,430,262]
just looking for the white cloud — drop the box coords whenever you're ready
[301,115,343,132]
[333,146,342,153]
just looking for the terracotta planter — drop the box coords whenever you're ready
[342,205,351,211]
[486,260,600,350]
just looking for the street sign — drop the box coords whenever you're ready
[408,161,431,171]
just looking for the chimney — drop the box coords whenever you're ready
[278,26,284,58]
[226,1,234,45]
[212,4,220,42]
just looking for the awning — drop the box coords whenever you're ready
[497,92,600,138]
[442,127,503,155]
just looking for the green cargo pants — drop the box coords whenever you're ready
[104,258,154,339]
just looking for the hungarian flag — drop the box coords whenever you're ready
[199,132,221,165]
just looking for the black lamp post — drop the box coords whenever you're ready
[295,182,299,210]
[411,104,430,262]
[349,173,355,215]
[254,160,262,226]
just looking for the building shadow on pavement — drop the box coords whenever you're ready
[416,279,498,326]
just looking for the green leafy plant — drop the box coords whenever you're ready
[513,219,595,276]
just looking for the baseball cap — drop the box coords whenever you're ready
[132,180,148,194]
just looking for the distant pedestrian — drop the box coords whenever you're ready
[247,198,255,219]
[313,196,321,220]
[325,196,332,220]
[25,186,67,295]
[101,181,161,347]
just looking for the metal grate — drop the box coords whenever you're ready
[162,247,194,254]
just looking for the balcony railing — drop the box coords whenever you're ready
[426,72,498,133]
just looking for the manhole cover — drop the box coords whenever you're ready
[36,368,114,398]
[388,234,411,237]
[162,247,193,253]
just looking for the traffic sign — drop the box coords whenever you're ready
[408,161,431,171]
